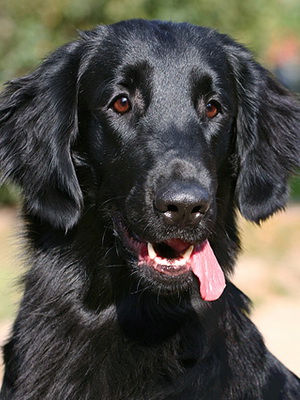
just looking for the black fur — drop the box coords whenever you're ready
[0,20,300,399]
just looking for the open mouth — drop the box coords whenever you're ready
[114,218,226,301]
[144,239,195,274]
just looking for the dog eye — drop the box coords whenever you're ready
[111,96,132,115]
[206,101,220,119]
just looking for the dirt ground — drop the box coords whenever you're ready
[0,206,299,384]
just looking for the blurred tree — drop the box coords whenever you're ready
[1,0,300,83]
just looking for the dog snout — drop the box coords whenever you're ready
[154,181,210,228]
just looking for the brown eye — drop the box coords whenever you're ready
[111,96,131,114]
[206,101,220,119]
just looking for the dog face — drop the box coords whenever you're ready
[1,20,299,299]
[77,23,240,297]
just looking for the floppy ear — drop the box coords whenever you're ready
[0,41,84,230]
[227,43,300,223]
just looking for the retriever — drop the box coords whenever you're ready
[0,19,300,400]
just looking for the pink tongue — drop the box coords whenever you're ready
[191,240,226,301]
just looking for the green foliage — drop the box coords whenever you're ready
[0,184,20,206]
[291,175,300,200]
[0,0,300,83]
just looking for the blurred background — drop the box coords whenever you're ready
[0,0,299,380]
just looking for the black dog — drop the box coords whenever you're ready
[0,19,299,399]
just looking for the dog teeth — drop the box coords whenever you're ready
[181,245,194,261]
[147,242,194,262]
[147,243,157,259]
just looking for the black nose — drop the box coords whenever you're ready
[154,181,210,227]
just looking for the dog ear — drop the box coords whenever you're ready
[226,42,300,223]
[0,41,84,230]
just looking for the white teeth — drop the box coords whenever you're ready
[148,242,194,263]
[147,242,157,259]
[181,245,194,261]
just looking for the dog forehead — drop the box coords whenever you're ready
[130,22,222,58]
[79,20,233,105]
[91,20,228,70]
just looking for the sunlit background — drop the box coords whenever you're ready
[0,0,299,380]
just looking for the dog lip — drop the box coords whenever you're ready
[139,255,191,276]
[113,216,144,253]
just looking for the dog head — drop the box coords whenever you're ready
[1,20,299,299]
